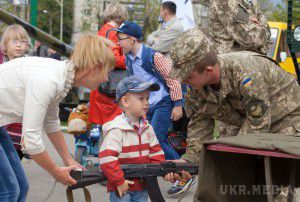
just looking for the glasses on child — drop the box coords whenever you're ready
[9,39,28,46]
[118,37,130,42]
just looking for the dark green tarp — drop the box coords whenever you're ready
[195,133,300,202]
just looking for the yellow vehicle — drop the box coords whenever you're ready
[268,21,299,76]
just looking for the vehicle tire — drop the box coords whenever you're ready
[75,146,87,166]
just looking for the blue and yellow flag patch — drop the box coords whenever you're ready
[241,78,254,95]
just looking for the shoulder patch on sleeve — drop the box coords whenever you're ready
[245,98,267,118]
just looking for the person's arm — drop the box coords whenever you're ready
[47,130,84,168]
[146,29,160,47]
[148,126,165,163]
[238,68,271,133]
[180,91,215,163]
[153,52,184,120]
[153,53,183,106]
[22,77,78,185]
[213,0,270,51]
[99,128,125,187]
[151,23,184,53]
[30,151,77,186]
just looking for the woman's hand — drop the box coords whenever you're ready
[50,165,77,186]
[64,157,87,171]
[171,106,183,121]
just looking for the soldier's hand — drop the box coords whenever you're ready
[167,159,187,163]
[164,170,192,183]
[171,106,183,121]
[250,16,259,24]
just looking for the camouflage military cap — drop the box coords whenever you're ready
[170,28,214,81]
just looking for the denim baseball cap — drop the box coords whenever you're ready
[116,75,160,102]
[114,21,143,40]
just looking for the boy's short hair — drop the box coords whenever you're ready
[194,50,218,73]
[162,1,177,15]
[116,75,160,102]
[0,24,30,55]
[103,1,128,25]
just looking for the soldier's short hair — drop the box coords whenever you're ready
[162,1,177,15]
[0,24,30,55]
[71,33,115,76]
[103,1,129,25]
[195,50,218,73]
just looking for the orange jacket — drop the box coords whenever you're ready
[88,23,126,125]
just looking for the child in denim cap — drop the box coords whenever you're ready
[99,75,165,202]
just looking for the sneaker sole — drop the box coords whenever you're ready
[168,179,194,196]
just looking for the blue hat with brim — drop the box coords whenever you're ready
[113,21,143,40]
[116,75,160,102]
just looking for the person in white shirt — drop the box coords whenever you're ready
[146,1,184,55]
[0,33,115,202]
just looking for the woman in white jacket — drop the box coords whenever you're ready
[0,33,115,202]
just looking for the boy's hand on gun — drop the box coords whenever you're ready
[117,180,134,197]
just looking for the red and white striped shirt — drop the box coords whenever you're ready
[153,52,183,102]
[99,113,165,192]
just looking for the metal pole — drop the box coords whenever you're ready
[60,0,63,41]
[30,0,37,26]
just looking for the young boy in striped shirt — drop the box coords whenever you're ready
[99,75,165,202]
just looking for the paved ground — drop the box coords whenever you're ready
[22,133,197,202]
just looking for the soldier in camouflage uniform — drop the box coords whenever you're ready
[169,28,300,164]
[209,0,271,55]
[209,0,272,136]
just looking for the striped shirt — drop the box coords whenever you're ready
[153,52,183,102]
[99,113,165,192]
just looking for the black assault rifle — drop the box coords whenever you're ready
[67,162,198,202]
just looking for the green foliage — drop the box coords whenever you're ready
[37,0,73,44]
[271,0,287,22]
[143,0,161,38]
[0,3,16,34]
[260,0,300,25]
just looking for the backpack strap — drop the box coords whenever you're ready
[105,28,115,39]
[66,187,91,202]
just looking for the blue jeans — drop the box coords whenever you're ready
[147,96,180,160]
[109,191,148,202]
[0,127,29,202]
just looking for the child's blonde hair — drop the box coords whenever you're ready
[70,33,115,78]
[0,24,30,55]
[103,1,128,25]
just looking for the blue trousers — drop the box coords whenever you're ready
[147,96,180,160]
[110,191,148,202]
[0,127,29,202]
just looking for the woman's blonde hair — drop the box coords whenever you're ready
[103,1,128,25]
[0,24,30,55]
[71,33,115,78]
